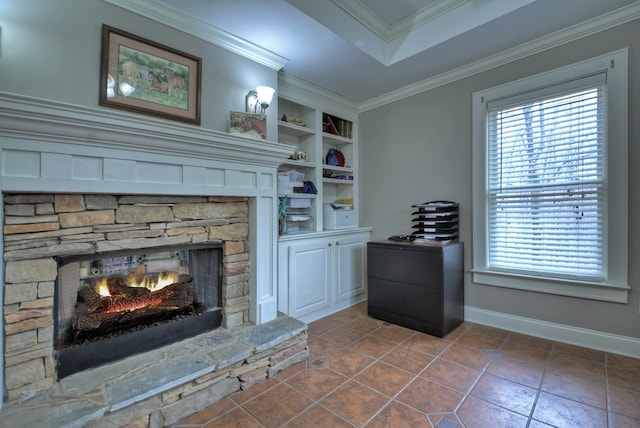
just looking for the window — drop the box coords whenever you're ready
[472,50,628,303]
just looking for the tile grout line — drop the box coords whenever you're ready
[605,352,612,428]
[278,313,386,427]
[319,316,413,427]
[524,337,556,428]
[357,329,437,426]
[305,313,449,427]
[280,359,359,427]
[358,322,476,427]
[446,326,501,428]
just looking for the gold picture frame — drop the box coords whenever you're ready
[99,25,201,125]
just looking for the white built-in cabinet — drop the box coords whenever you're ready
[277,230,370,323]
[276,77,371,322]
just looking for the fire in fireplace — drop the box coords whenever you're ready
[55,244,222,378]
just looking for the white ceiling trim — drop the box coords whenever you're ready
[330,0,468,42]
[103,0,289,71]
[321,0,537,66]
[278,73,358,118]
[359,1,640,112]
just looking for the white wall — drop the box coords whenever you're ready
[0,0,278,136]
[359,20,640,340]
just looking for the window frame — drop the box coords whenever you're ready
[471,49,629,303]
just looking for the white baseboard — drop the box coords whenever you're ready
[465,306,640,359]
[297,295,367,325]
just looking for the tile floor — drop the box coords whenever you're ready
[172,302,640,427]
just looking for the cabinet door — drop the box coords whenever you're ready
[288,239,332,317]
[334,234,366,302]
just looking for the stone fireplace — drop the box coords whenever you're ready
[3,193,248,381]
[0,93,307,426]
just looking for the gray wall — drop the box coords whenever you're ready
[0,0,278,135]
[359,20,639,339]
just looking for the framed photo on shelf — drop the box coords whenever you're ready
[229,111,267,140]
[99,24,202,125]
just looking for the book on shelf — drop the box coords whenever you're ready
[323,113,352,138]
[323,114,339,136]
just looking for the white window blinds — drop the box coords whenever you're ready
[486,73,605,281]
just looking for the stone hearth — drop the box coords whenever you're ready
[0,315,307,427]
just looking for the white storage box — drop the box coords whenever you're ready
[278,181,303,195]
[323,204,358,229]
[289,198,311,208]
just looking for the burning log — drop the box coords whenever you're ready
[72,274,193,334]
[94,293,164,314]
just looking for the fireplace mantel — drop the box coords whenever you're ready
[0,91,294,327]
[0,92,292,168]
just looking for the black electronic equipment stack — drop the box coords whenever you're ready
[410,201,459,244]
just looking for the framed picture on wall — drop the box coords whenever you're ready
[99,25,202,125]
[229,111,267,140]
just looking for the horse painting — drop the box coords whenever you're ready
[229,112,267,140]
[160,66,185,99]
[148,71,168,93]
[121,61,139,84]
[240,115,267,139]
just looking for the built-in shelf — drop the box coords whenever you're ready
[277,93,358,235]
[278,120,316,137]
[322,178,354,185]
[323,165,353,173]
[278,193,318,199]
[322,132,352,145]
[280,159,314,168]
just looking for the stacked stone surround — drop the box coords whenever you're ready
[2,192,254,402]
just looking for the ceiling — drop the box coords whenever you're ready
[123,0,639,106]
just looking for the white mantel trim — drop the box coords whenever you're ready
[0,92,293,168]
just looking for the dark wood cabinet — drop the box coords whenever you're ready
[367,240,464,337]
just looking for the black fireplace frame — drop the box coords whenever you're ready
[54,243,223,379]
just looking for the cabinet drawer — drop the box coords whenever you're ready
[368,278,443,327]
[367,246,443,287]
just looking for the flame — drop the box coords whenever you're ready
[94,266,180,297]
[96,278,111,297]
[126,266,179,292]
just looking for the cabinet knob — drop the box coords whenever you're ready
[328,243,332,247]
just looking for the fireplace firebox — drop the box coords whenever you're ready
[55,244,223,378]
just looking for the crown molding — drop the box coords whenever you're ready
[103,0,288,71]
[331,0,468,42]
[278,73,358,119]
[359,1,640,112]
